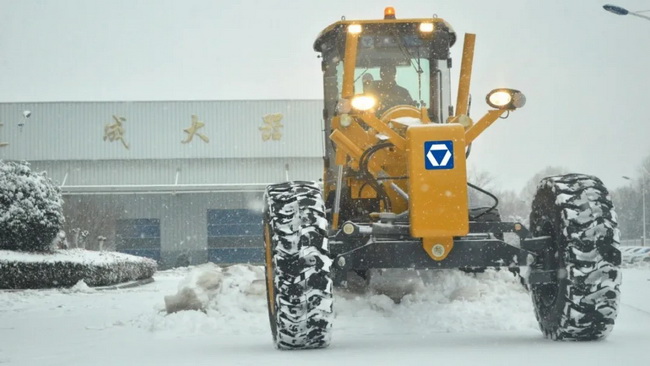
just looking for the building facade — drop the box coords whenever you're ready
[0,100,324,268]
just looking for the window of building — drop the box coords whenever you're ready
[207,209,262,247]
[207,209,263,263]
[116,218,161,261]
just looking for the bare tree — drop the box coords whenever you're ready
[466,166,570,226]
[611,185,642,243]
[496,189,529,223]
[520,166,569,204]
[466,169,497,208]
[611,153,650,244]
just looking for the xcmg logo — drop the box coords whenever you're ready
[424,140,454,170]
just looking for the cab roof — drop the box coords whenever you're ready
[313,18,456,53]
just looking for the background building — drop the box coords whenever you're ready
[0,100,324,268]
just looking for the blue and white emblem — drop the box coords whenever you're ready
[424,140,454,170]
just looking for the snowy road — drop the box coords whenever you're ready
[1,266,648,366]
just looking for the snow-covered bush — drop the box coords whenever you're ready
[0,160,64,251]
[0,249,157,289]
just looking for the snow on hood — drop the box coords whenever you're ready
[390,117,423,126]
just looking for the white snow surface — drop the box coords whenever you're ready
[1,264,649,366]
[390,116,422,126]
[0,249,154,265]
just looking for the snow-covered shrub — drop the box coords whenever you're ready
[0,249,157,289]
[0,160,64,251]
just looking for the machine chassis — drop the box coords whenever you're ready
[328,219,621,286]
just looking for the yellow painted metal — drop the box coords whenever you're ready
[406,123,469,238]
[464,109,507,144]
[373,148,409,213]
[342,118,376,148]
[330,129,363,162]
[422,237,454,261]
[448,114,474,129]
[330,110,413,214]
[330,129,382,173]
[316,14,525,265]
[264,224,276,316]
[350,179,377,199]
[342,29,361,99]
[382,107,428,136]
[420,107,431,123]
[455,33,475,117]
[331,115,341,129]
[380,105,422,123]
[332,212,341,230]
[331,116,410,212]
[335,145,347,166]
[361,112,407,151]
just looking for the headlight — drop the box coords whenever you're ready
[348,24,362,34]
[486,88,526,110]
[419,23,434,33]
[351,95,377,111]
[488,91,512,107]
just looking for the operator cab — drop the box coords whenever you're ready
[314,11,457,123]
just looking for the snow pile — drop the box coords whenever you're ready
[152,263,266,335]
[164,263,265,314]
[151,265,536,338]
[64,280,96,293]
[338,269,536,334]
[164,263,224,313]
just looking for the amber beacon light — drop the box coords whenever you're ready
[384,7,396,19]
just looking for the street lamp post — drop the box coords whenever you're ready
[623,174,647,246]
[641,168,648,246]
[603,4,650,21]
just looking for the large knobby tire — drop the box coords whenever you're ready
[529,174,621,341]
[263,181,333,350]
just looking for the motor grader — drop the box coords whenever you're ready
[263,7,621,350]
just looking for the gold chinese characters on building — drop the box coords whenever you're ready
[182,115,209,144]
[103,115,129,149]
[259,113,284,141]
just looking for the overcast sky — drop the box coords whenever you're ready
[1,0,649,193]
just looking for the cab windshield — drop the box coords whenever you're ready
[331,22,452,122]
[354,28,430,114]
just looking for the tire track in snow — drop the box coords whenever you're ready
[620,303,650,317]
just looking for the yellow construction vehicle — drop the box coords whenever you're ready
[263,7,621,350]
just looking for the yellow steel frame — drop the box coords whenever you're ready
[455,33,475,117]
[327,21,516,260]
[264,224,275,315]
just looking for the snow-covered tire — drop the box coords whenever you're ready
[263,181,333,350]
[529,174,621,341]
